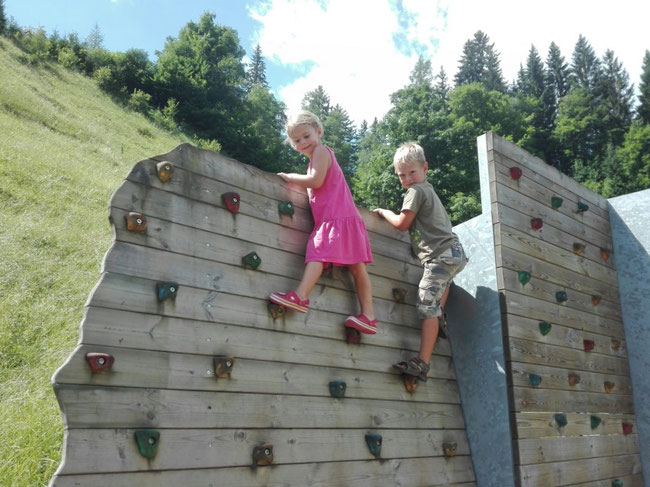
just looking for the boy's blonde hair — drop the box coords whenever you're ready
[285,110,324,137]
[393,142,426,167]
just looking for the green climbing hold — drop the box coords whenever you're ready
[577,201,588,212]
[518,271,531,285]
[365,433,382,458]
[611,479,623,487]
[329,380,346,398]
[554,413,568,428]
[551,196,563,208]
[556,291,568,303]
[529,373,542,387]
[156,281,179,302]
[134,429,160,459]
[278,201,295,216]
[590,415,602,429]
[539,321,552,336]
[241,251,261,270]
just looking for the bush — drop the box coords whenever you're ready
[127,88,151,113]
[57,47,80,69]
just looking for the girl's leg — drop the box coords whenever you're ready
[295,261,324,300]
[348,263,375,320]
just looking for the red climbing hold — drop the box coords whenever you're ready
[510,167,523,179]
[622,422,633,435]
[222,192,240,213]
[583,339,595,351]
[85,352,115,372]
[530,218,543,230]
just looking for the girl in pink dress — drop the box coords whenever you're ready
[270,111,377,334]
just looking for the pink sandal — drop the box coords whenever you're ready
[345,314,378,334]
[269,290,309,313]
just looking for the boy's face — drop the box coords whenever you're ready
[288,124,322,157]
[395,161,428,189]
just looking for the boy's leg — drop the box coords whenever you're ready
[295,261,324,300]
[419,316,440,365]
[347,263,375,320]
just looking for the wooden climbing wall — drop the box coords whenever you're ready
[49,143,476,487]
[487,133,643,486]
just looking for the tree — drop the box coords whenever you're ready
[637,50,650,124]
[301,85,331,120]
[245,43,268,92]
[570,35,601,91]
[85,22,103,49]
[546,42,570,101]
[0,0,7,35]
[598,49,633,147]
[455,31,506,92]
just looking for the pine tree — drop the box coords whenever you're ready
[86,22,103,49]
[0,0,7,35]
[245,44,268,92]
[433,67,450,104]
[301,85,331,119]
[409,56,433,85]
[546,42,570,101]
[599,49,633,146]
[571,35,601,91]
[455,31,505,92]
[637,50,650,124]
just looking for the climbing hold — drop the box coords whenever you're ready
[134,430,160,459]
[577,201,589,212]
[529,373,542,387]
[551,196,563,208]
[392,288,407,303]
[573,243,586,255]
[156,281,179,302]
[604,381,615,393]
[403,375,418,393]
[85,352,115,372]
[442,442,457,457]
[554,413,568,428]
[611,480,623,487]
[365,433,382,458]
[222,192,240,213]
[278,201,294,216]
[252,443,274,466]
[329,380,347,399]
[156,161,174,183]
[213,357,235,378]
[590,415,602,429]
[583,339,595,351]
[509,167,523,179]
[530,218,543,230]
[622,422,633,435]
[539,321,552,336]
[125,212,147,232]
[518,271,531,285]
[568,373,581,386]
[556,291,568,303]
[592,295,601,306]
[600,248,610,261]
[267,302,286,320]
[241,251,261,270]
[345,327,361,345]
[611,339,622,351]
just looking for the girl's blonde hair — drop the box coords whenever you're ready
[285,110,324,139]
[393,141,427,167]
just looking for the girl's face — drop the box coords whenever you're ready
[288,124,322,157]
[395,161,428,189]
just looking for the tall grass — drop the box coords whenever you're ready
[0,37,187,486]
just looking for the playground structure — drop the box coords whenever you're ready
[49,132,648,486]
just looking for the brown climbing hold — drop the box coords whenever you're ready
[573,243,586,255]
[345,327,361,345]
[604,381,615,393]
[611,339,622,351]
[443,442,457,457]
[403,375,418,393]
[252,443,274,466]
[568,373,581,386]
[85,352,115,372]
[392,288,407,303]
[592,295,601,306]
[125,212,147,232]
[156,161,174,183]
[267,302,285,320]
[600,248,610,261]
[213,357,235,378]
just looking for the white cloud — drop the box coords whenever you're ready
[250,0,649,126]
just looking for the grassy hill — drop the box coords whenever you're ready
[0,37,188,486]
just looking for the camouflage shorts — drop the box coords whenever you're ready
[417,241,468,319]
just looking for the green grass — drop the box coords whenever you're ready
[0,37,187,486]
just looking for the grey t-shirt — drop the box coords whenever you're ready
[401,181,458,263]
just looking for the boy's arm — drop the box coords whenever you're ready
[373,208,415,232]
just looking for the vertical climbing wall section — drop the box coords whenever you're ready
[487,133,643,486]
[49,143,476,486]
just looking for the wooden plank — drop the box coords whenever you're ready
[502,291,625,339]
[56,344,461,404]
[490,133,609,212]
[55,385,468,430]
[515,412,638,439]
[508,337,630,376]
[495,236,619,303]
[52,456,477,487]
[518,453,642,486]
[510,361,632,395]
[512,386,634,414]
[565,474,645,487]
[492,153,611,233]
[504,314,627,358]
[500,268,621,322]
[83,274,454,361]
[58,427,471,473]
[517,434,639,465]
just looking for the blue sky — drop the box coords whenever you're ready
[5,0,649,125]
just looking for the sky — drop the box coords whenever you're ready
[5,0,649,125]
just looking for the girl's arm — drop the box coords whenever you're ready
[278,145,330,189]
[373,208,415,232]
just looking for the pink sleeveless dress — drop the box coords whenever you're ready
[305,146,373,265]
